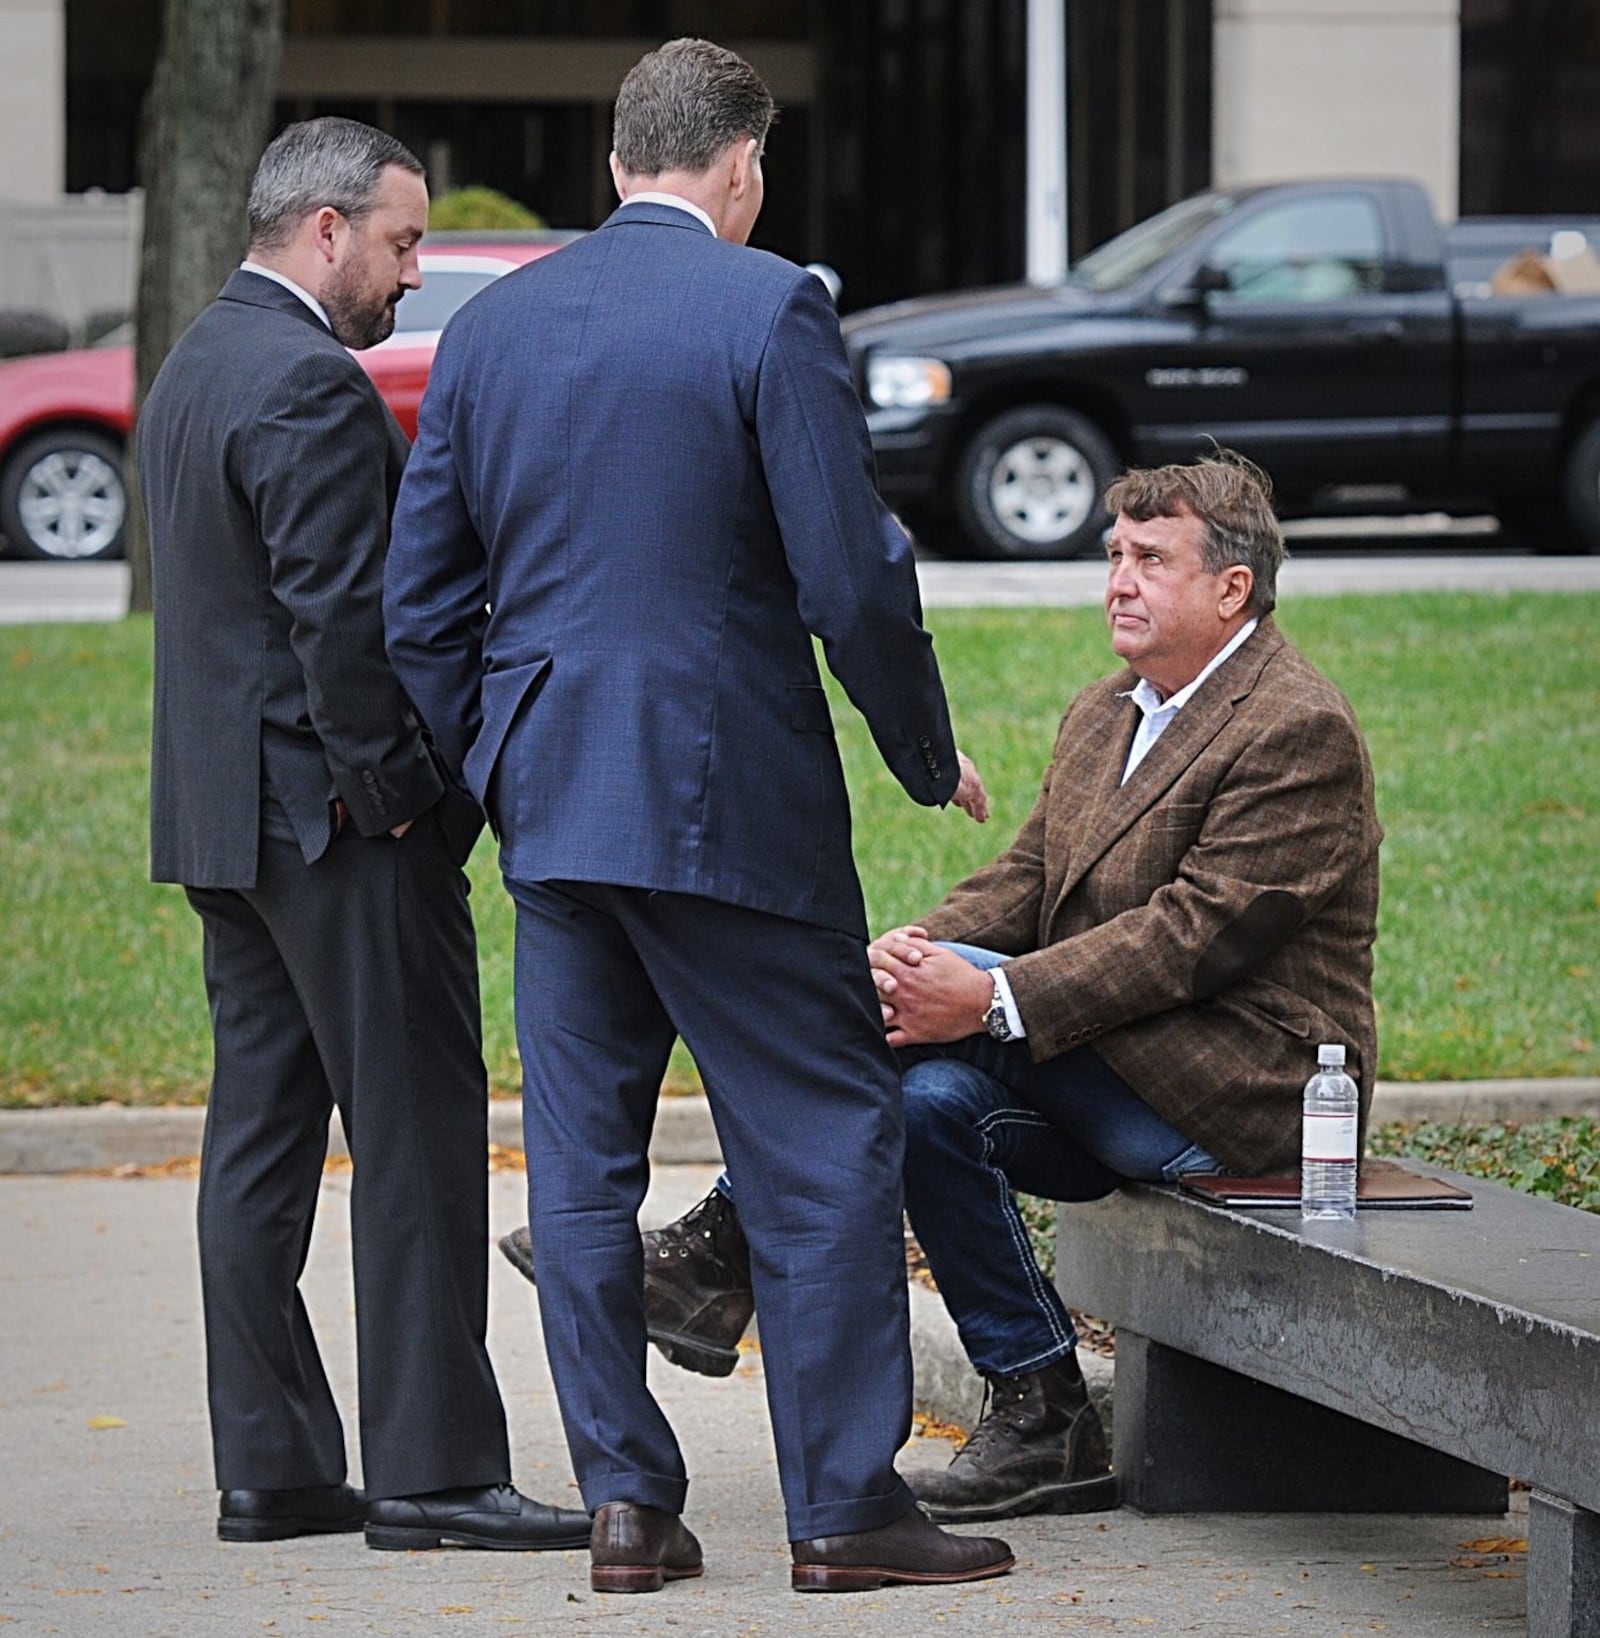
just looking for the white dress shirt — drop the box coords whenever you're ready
[617,192,716,237]
[239,261,332,331]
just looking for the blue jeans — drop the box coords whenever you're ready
[715,943,1216,1379]
[898,945,1216,1376]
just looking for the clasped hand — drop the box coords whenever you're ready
[867,926,994,1048]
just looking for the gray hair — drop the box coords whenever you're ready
[1104,450,1286,615]
[612,38,776,177]
[247,117,423,252]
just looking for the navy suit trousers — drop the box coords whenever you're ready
[507,878,918,1541]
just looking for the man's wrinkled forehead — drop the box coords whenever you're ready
[1104,507,1204,550]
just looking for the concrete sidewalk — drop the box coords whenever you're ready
[0,1164,1530,1637]
[6,1081,1595,1442]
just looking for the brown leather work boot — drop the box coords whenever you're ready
[498,1189,755,1378]
[638,1189,754,1376]
[906,1352,1117,1522]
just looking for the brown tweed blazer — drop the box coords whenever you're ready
[917,616,1381,1175]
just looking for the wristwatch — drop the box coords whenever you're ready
[982,973,1015,1042]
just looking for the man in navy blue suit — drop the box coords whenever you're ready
[385,38,1012,1596]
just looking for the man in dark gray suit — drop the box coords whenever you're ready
[384,41,1011,1596]
[140,117,587,1553]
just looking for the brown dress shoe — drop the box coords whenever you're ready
[907,1351,1117,1522]
[590,1501,704,1593]
[790,1506,1013,1592]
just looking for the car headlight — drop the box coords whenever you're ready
[866,355,952,410]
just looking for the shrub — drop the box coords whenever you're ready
[429,187,545,232]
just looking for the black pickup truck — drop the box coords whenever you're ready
[841,178,1600,557]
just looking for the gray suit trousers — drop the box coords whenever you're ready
[186,805,510,1498]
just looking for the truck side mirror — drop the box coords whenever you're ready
[805,262,843,306]
[1162,263,1229,310]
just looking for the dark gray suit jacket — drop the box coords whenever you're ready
[143,270,448,888]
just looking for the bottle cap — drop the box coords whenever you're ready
[1317,1043,1346,1067]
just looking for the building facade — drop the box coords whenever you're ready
[2,0,1598,317]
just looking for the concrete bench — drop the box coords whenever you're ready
[1056,1167,1600,1638]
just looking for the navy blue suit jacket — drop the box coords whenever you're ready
[385,202,959,937]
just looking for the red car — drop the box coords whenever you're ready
[0,234,573,562]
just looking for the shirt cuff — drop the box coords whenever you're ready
[991,967,1026,1039]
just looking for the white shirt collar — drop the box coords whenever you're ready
[240,261,332,331]
[617,192,717,238]
[1122,618,1259,718]
[1118,618,1259,784]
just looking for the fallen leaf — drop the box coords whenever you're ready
[1459,1537,1527,1555]
[911,1411,966,1443]
[87,1416,127,1431]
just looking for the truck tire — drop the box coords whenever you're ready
[954,406,1117,560]
[1561,422,1600,553]
[0,427,127,561]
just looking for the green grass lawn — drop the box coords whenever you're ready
[1,591,1597,1106]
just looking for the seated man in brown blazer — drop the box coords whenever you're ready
[501,450,1382,1525]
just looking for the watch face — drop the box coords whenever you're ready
[984,1001,1012,1041]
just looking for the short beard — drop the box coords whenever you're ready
[322,261,399,350]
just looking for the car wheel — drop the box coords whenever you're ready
[0,428,128,561]
[954,406,1118,560]
[1560,422,1600,553]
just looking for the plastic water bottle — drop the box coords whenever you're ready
[1301,1043,1359,1220]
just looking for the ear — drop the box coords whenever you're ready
[310,205,343,265]
[608,150,628,201]
[729,136,760,197]
[1218,564,1254,619]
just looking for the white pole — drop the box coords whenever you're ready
[1026,0,1069,285]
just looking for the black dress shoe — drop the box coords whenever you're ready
[499,1191,754,1378]
[589,1501,704,1593]
[791,1506,1013,1592]
[217,1483,365,1543]
[364,1483,590,1551]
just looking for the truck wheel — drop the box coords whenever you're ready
[954,406,1117,560]
[1559,422,1600,553]
[0,428,128,561]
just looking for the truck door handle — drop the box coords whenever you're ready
[1348,319,1407,342]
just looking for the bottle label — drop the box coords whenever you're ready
[1302,1113,1358,1163]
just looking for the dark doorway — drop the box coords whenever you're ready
[1460,0,1600,216]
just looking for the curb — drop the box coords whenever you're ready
[6,1079,1597,1176]
[909,1279,1114,1439]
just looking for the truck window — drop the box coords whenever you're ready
[1072,191,1238,292]
[1206,195,1386,303]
